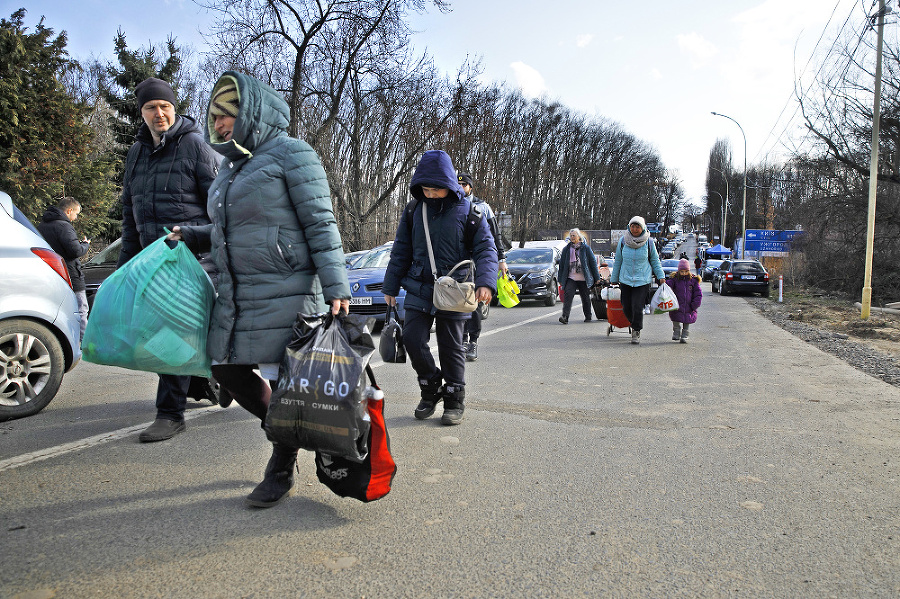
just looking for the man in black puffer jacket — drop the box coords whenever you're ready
[38,197,90,342]
[117,77,220,443]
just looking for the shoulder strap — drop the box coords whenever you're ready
[405,198,419,233]
[422,203,438,280]
[464,201,484,252]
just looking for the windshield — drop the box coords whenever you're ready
[706,260,723,269]
[661,259,681,268]
[86,238,121,266]
[506,248,553,264]
[732,262,765,274]
[350,247,392,269]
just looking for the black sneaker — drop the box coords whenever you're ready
[559,316,568,324]
[465,342,478,362]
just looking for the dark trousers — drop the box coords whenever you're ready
[620,283,651,332]
[211,364,272,422]
[562,279,592,320]
[464,304,482,342]
[155,374,190,422]
[403,308,466,387]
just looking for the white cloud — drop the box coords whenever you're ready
[650,68,663,81]
[510,62,547,98]
[677,32,718,68]
[576,34,593,48]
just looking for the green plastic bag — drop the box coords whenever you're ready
[497,273,520,308]
[82,235,215,377]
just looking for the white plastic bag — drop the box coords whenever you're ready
[601,286,620,301]
[650,283,679,314]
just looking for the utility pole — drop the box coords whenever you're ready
[861,0,888,319]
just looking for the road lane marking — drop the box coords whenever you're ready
[0,406,220,473]
[3,305,569,472]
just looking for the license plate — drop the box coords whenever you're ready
[741,275,756,280]
[349,297,372,305]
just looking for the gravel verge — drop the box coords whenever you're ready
[746,296,900,388]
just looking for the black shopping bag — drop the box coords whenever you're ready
[378,304,406,363]
[265,313,376,460]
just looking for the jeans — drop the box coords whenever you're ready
[155,374,191,423]
[403,308,466,387]
[464,304,482,342]
[75,290,89,344]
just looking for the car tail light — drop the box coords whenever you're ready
[763,273,769,282]
[725,272,733,281]
[32,248,73,289]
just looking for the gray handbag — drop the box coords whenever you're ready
[422,204,478,313]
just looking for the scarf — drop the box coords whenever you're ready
[623,228,650,249]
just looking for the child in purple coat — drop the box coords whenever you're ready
[665,259,703,343]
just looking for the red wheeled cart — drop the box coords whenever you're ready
[603,286,631,336]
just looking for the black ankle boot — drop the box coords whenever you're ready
[246,443,298,508]
[414,370,443,420]
[441,384,466,426]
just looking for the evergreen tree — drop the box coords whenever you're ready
[0,8,116,236]
[102,31,193,160]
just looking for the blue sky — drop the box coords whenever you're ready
[13,0,868,206]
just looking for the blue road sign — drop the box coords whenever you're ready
[745,230,803,252]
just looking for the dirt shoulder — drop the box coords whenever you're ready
[745,288,900,387]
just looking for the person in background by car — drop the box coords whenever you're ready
[171,71,351,508]
[37,197,90,342]
[610,216,666,344]
[117,77,222,443]
[665,258,703,343]
[557,228,602,325]
[458,172,507,362]
[383,150,498,426]
[694,255,703,276]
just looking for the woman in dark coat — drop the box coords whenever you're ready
[173,71,350,508]
[556,228,602,324]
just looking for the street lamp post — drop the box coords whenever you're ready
[709,166,729,245]
[711,111,748,258]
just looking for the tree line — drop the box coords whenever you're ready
[0,2,687,255]
[704,15,899,302]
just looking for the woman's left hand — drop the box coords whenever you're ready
[166,226,183,242]
[331,298,350,315]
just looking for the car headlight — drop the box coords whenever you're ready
[526,268,552,280]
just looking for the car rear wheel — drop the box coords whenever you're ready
[478,301,490,320]
[544,279,558,306]
[720,282,729,296]
[0,319,66,421]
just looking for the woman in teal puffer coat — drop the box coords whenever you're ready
[610,216,666,345]
[173,71,350,508]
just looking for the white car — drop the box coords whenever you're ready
[0,191,82,420]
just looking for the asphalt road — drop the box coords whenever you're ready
[2,281,899,598]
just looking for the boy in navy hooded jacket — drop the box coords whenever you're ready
[383,150,498,425]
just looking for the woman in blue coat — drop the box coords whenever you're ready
[610,216,666,344]
[382,150,498,426]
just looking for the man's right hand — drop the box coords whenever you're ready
[166,226,183,242]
